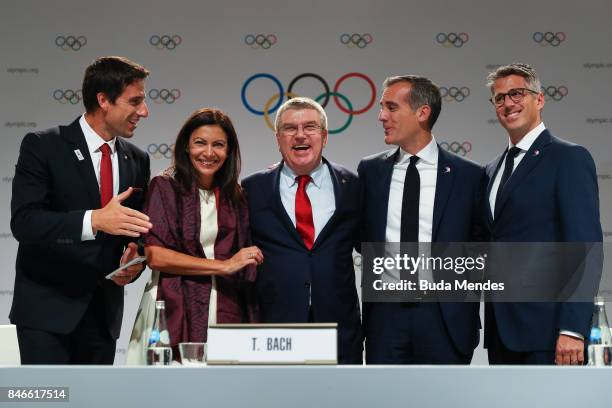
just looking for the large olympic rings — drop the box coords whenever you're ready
[533,32,565,47]
[241,72,376,133]
[340,33,373,48]
[436,32,469,48]
[149,35,182,50]
[245,34,277,49]
[440,86,470,102]
[440,141,472,156]
[55,35,87,51]
[542,85,568,101]
[148,88,181,104]
[53,89,82,105]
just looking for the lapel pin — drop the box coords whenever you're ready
[533,150,540,157]
[342,178,347,184]
[124,155,128,160]
[444,166,451,173]
[74,149,84,161]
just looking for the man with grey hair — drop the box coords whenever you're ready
[242,97,363,364]
[359,75,484,364]
[483,63,602,365]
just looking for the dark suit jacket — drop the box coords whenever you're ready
[242,159,363,363]
[10,117,150,339]
[483,129,602,351]
[358,145,484,355]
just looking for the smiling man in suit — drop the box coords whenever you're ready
[242,97,362,364]
[359,75,484,364]
[483,63,602,365]
[10,56,153,364]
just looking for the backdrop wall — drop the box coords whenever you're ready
[1,0,610,364]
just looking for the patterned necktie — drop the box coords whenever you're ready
[99,143,113,207]
[295,175,314,250]
[494,146,521,212]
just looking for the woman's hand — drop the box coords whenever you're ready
[220,246,264,275]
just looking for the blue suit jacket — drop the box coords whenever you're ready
[358,145,484,355]
[483,129,603,351]
[242,159,363,363]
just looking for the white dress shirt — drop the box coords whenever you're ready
[488,122,545,216]
[279,161,336,241]
[79,114,120,241]
[385,136,438,244]
[384,137,438,283]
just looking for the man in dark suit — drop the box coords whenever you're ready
[359,75,484,364]
[483,63,602,365]
[10,56,153,364]
[242,97,362,364]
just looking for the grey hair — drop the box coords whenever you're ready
[274,97,328,132]
[486,62,542,93]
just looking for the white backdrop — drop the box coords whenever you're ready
[1,0,611,364]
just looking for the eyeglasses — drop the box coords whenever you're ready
[490,88,539,107]
[279,123,322,136]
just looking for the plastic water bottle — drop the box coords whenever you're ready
[587,297,612,366]
[146,300,173,365]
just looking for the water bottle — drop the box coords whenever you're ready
[146,300,173,365]
[587,297,612,366]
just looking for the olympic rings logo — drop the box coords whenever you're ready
[541,85,568,101]
[340,33,373,48]
[149,35,182,50]
[148,89,181,104]
[55,35,87,51]
[440,86,470,102]
[53,89,82,105]
[147,143,174,159]
[440,141,472,156]
[244,34,277,49]
[533,32,565,47]
[436,32,469,48]
[241,72,376,134]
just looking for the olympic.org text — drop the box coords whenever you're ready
[586,118,612,124]
[7,67,39,74]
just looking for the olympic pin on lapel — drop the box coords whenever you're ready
[74,149,84,161]
[444,166,451,174]
[533,150,540,157]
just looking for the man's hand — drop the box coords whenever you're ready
[91,187,152,237]
[111,242,144,286]
[555,334,585,365]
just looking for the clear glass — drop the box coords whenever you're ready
[179,342,207,366]
[490,88,538,106]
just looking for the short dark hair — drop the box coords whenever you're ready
[383,75,442,130]
[173,108,244,205]
[82,56,149,113]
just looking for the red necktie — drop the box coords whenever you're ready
[99,143,113,207]
[295,175,314,250]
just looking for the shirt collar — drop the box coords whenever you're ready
[510,122,546,152]
[281,160,325,188]
[397,135,438,165]
[79,114,117,154]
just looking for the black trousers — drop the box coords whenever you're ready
[17,287,116,365]
[365,302,472,364]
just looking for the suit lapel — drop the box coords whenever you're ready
[494,130,551,220]
[272,162,306,248]
[312,159,344,249]
[373,149,398,242]
[63,118,101,208]
[432,147,455,242]
[485,151,505,224]
[116,138,132,194]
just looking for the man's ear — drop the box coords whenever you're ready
[97,92,110,112]
[417,105,431,127]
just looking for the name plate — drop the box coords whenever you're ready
[206,323,337,365]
